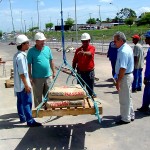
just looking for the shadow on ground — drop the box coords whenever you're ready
[0,111,149,150]
[15,120,101,150]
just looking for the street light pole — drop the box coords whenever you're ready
[75,0,78,46]
[89,13,92,30]
[9,0,15,33]
[24,20,26,34]
[21,11,24,33]
[110,2,119,30]
[97,5,101,23]
[37,0,40,29]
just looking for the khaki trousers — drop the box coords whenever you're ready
[119,74,135,122]
[32,77,52,107]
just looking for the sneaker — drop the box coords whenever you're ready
[28,122,42,127]
[20,120,26,123]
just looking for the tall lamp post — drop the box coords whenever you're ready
[75,0,78,46]
[37,0,40,29]
[21,11,24,33]
[9,0,15,33]
[97,5,101,24]
[110,2,119,30]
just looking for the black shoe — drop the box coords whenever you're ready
[28,122,42,127]
[131,119,134,122]
[115,120,130,125]
[132,89,137,93]
[137,88,142,91]
[137,107,149,112]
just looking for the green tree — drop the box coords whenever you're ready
[106,18,112,23]
[45,22,53,31]
[125,18,134,31]
[117,8,137,20]
[65,18,74,29]
[137,12,150,26]
[86,18,96,24]
[28,27,39,32]
[0,31,2,38]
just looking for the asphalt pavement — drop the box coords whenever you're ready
[0,42,150,150]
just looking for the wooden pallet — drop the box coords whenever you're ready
[32,98,103,118]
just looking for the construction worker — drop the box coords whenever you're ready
[27,32,56,107]
[137,30,150,113]
[13,35,42,127]
[132,34,144,92]
[72,33,96,97]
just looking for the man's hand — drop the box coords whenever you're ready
[77,50,85,55]
[116,80,121,91]
[25,85,31,93]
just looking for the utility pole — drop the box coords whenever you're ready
[9,0,15,34]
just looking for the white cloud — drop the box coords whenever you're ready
[136,7,150,16]
[99,0,112,3]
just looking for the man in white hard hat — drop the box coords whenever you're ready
[27,32,55,107]
[13,34,42,127]
[72,33,96,97]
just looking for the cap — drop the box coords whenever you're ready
[132,34,140,40]
[81,33,91,41]
[34,32,46,41]
[144,30,150,38]
[16,34,29,45]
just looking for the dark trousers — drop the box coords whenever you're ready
[142,83,150,109]
[77,70,95,96]
[132,68,143,90]
[110,60,116,77]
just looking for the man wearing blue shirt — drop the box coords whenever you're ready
[13,35,41,127]
[114,32,134,125]
[27,32,56,107]
[137,30,150,113]
[107,41,118,78]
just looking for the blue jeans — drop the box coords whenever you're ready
[16,89,35,124]
[132,68,143,90]
[142,83,150,109]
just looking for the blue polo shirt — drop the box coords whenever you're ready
[115,43,134,75]
[27,46,53,78]
[13,51,31,93]
[145,47,150,79]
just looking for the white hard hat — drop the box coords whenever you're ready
[16,34,29,45]
[34,32,46,41]
[81,33,91,40]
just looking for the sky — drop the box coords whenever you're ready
[0,0,150,32]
